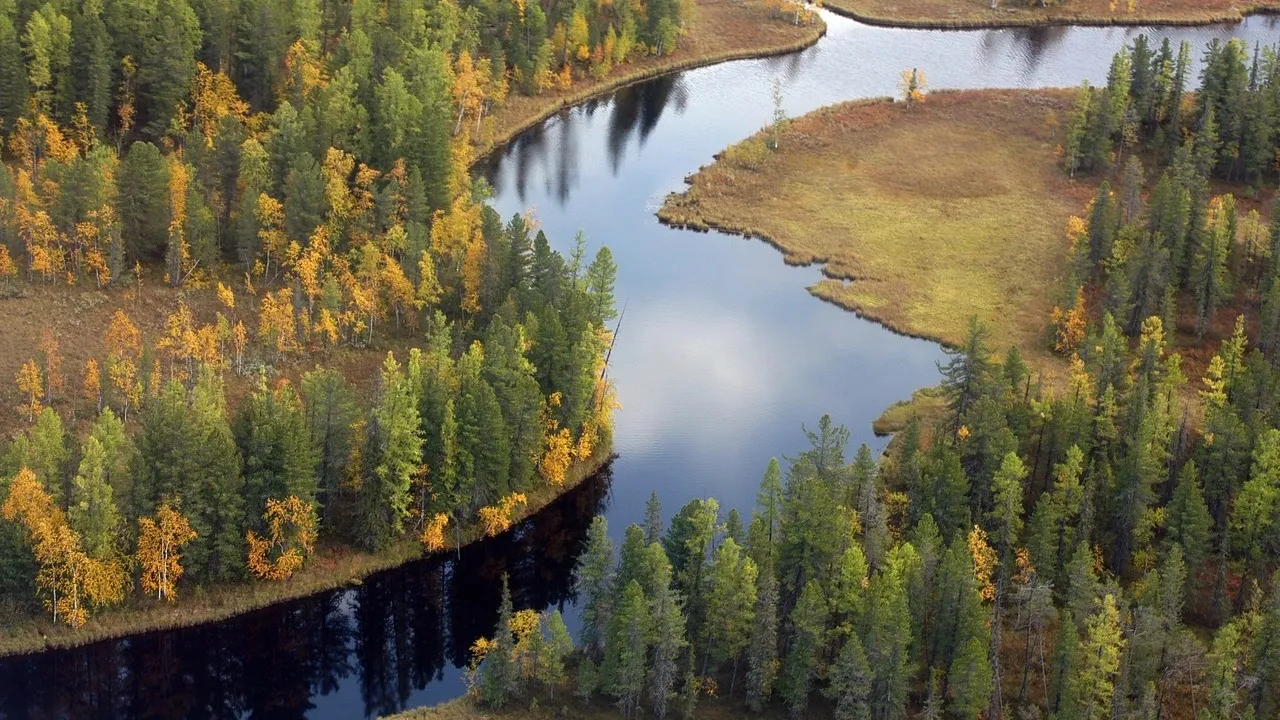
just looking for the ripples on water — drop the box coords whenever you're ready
[3,12,1278,718]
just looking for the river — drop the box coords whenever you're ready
[2,10,1277,719]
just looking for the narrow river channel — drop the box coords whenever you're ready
[2,10,1277,719]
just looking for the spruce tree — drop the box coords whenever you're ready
[746,574,780,712]
[864,566,913,720]
[577,515,615,657]
[479,575,518,708]
[826,634,872,720]
[605,580,650,720]
[68,436,120,560]
[938,316,992,426]
[780,579,825,718]
[643,491,663,545]
[947,637,994,720]
[648,550,686,720]
[359,353,423,550]
[187,368,245,582]
[703,537,757,690]
[616,523,648,592]
[235,377,318,529]
[1165,461,1212,571]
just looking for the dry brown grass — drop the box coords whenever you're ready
[661,89,1093,379]
[0,442,612,659]
[0,267,457,439]
[480,0,826,157]
[820,0,1280,28]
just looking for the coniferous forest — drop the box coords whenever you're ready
[0,0,643,632]
[455,35,1280,720]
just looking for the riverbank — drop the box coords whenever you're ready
[476,0,826,159]
[660,88,1086,377]
[0,442,612,659]
[820,0,1279,29]
[384,691,803,720]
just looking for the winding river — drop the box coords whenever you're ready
[2,10,1278,719]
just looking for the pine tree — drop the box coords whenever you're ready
[648,548,687,720]
[780,579,825,718]
[479,575,519,708]
[1202,621,1243,720]
[864,564,913,720]
[359,352,423,550]
[746,574,780,712]
[1060,595,1125,720]
[1165,461,1212,571]
[1253,573,1280,718]
[644,491,663,544]
[577,515,615,657]
[539,611,574,699]
[606,580,650,720]
[988,451,1026,567]
[825,634,872,720]
[67,436,119,560]
[1233,429,1280,591]
[947,636,994,720]
[703,537,757,689]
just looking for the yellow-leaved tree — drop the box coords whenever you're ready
[246,496,317,581]
[478,493,528,536]
[420,513,450,552]
[15,359,43,422]
[137,503,197,602]
[3,468,127,627]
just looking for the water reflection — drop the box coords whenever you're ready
[0,463,612,720]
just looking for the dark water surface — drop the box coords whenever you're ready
[3,11,1278,718]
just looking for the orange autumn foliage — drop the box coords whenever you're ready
[191,63,249,146]
[136,503,197,602]
[1050,286,1088,355]
[420,513,450,552]
[967,525,998,602]
[15,359,43,422]
[477,493,528,536]
[246,496,317,581]
[3,468,126,627]
[104,310,142,417]
[83,359,102,413]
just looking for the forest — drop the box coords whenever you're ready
[0,0,651,633]
[463,316,1280,720]
[448,35,1280,720]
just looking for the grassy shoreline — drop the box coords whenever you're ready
[658,89,1088,451]
[476,0,826,160]
[820,0,1280,29]
[659,89,1086,370]
[0,443,612,659]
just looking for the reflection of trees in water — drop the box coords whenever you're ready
[0,463,613,720]
[977,25,1069,77]
[606,75,684,175]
